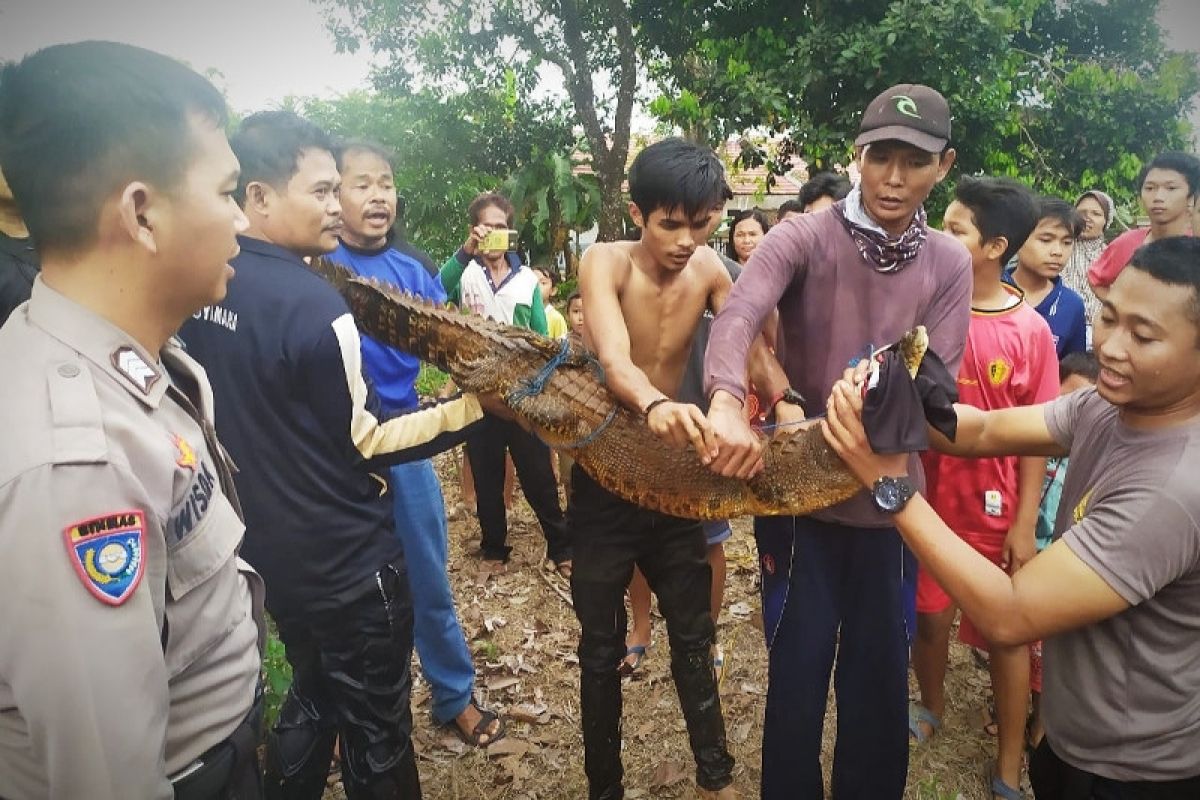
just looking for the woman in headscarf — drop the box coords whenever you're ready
[1061,189,1112,325]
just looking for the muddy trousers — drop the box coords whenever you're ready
[265,562,421,799]
[568,467,734,800]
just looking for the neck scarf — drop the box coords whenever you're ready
[833,184,928,273]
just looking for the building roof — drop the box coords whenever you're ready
[571,134,815,208]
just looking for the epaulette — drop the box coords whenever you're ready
[46,358,108,464]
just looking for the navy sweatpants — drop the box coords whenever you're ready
[756,514,913,799]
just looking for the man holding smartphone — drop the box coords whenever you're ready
[440,193,571,574]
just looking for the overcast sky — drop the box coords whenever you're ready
[0,0,373,113]
[1,0,1198,120]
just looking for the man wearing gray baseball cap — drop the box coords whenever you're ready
[856,83,952,153]
[705,83,970,798]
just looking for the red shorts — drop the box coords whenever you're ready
[916,529,1005,651]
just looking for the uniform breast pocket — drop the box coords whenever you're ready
[165,489,245,600]
[162,491,252,679]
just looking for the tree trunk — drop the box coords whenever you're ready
[548,216,570,279]
[562,244,578,279]
[553,0,633,243]
[595,167,626,242]
[551,223,577,279]
[681,122,709,145]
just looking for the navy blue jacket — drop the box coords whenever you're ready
[1004,269,1088,358]
[180,236,483,614]
[0,231,39,326]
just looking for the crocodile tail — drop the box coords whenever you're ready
[307,254,542,357]
[336,275,567,389]
[899,325,929,377]
[308,255,359,294]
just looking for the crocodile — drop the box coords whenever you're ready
[310,256,928,520]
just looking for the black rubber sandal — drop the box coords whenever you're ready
[448,700,506,748]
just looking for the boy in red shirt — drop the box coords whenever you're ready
[916,177,1059,799]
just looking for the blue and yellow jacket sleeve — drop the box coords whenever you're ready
[304,312,484,467]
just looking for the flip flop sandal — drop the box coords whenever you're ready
[618,644,648,677]
[908,701,942,744]
[543,557,573,580]
[447,700,506,748]
[987,763,1024,800]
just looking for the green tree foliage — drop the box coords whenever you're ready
[638,0,1197,216]
[290,80,576,261]
[505,150,601,277]
[316,0,639,241]
[1013,0,1199,206]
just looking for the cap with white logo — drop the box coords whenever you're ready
[855,83,951,153]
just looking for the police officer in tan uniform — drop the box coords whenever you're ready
[0,42,264,799]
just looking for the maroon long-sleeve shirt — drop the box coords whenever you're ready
[705,207,972,527]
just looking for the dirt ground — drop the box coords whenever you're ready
[324,451,1027,799]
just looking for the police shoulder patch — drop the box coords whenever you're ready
[63,510,146,606]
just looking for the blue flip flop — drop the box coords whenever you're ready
[987,763,1024,800]
[618,644,647,677]
[908,701,941,743]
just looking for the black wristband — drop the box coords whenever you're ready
[643,397,671,418]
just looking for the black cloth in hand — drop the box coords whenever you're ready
[861,346,958,455]
[912,347,958,443]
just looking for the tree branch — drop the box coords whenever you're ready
[501,18,577,88]
[606,0,637,172]
[557,0,611,173]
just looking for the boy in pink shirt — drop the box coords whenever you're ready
[1088,151,1199,290]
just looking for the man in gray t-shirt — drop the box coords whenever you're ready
[1040,384,1200,780]
[821,236,1200,797]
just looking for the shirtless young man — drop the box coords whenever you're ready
[571,137,786,800]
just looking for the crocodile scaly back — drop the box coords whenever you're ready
[310,256,907,520]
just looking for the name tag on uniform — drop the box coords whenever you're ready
[984,490,1003,517]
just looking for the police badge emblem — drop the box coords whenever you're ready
[63,510,146,605]
[173,433,198,471]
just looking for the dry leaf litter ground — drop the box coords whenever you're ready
[322,450,1029,799]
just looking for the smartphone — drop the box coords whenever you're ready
[479,229,519,253]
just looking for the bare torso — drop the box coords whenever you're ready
[583,240,725,400]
